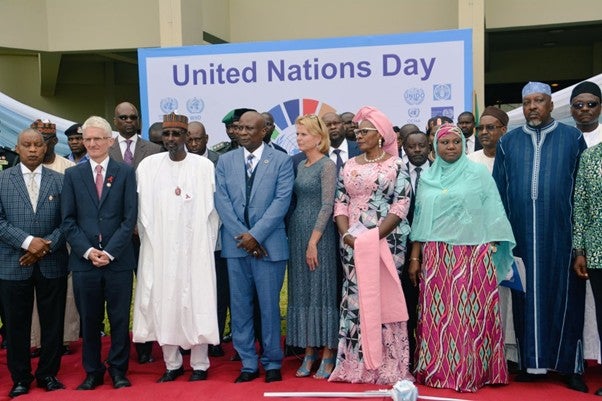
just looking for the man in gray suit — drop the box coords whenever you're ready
[215,111,294,383]
[109,102,162,170]
[0,129,68,397]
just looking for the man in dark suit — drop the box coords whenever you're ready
[457,111,482,153]
[292,112,360,173]
[109,102,160,363]
[215,111,294,383]
[108,102,162,169]
[401,130,431,369]
[0,128,68,398]
[61,116,138,390]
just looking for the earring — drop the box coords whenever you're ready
[378,138,383,148]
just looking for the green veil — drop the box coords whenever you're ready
[409,124,515,282]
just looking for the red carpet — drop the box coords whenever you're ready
[0,338,600,401]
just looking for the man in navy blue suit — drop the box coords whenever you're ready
[215,111,294,383]
[61,116,137,391]
[0,128,68,398]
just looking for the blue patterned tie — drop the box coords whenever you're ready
[246,154,255,177]
[332,149,343,172]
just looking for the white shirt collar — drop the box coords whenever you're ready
[243,143,265,163]
[90,156,110,175]
[20,163,43,175]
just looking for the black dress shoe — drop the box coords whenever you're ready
[138,353,155,364]
[111,373,132,389]
[8,382,29,398]
[514,371,540,382]
[62,344,71,355]
[265,369,282,383]
[36,376,65,391]
[30,348,41,358]
[189,370,208,381]
[567,373,588,393]
[1,339,7,349]
[208,344,225,357]
[157,367,184,383]
[595,386,602,396]
[77,373,104,390]
[222,334,232,343]
[234,371,259,383]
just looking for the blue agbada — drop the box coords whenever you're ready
[410,125,515,283]
[493,119,587,374]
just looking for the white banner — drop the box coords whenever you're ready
[138,29,472,153]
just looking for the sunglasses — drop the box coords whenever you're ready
[117,114,139,121]
[571,101,600,110]
[303,114,324,131]
[475,124,504,132]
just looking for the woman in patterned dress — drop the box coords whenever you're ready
[408,123,515,392]
[329,106,413,385]
[286,114,339,379]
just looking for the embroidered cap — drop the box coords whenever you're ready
[522,81,551,98]
[162,112,188,131]
[30,119,56,136]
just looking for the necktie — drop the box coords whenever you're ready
[95,164,103,199]
[27,172,39,212]
[124,139,134,165]
[414,167,422,192]
[333,148,343,172]
[246,154,255,177]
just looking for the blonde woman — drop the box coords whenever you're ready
[286,114,339,379]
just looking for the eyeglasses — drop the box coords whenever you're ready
[571,101,600,110]
[354,128,379,136]
[117,114,139,121]
[83,137,111,144]
[475,124,504,132]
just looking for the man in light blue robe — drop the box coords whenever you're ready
[493,81,588,392]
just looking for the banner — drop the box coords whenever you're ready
[138,29,472,153]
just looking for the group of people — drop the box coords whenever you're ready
[0,78,600,398]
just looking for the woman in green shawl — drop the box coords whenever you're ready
[408,123,515,392]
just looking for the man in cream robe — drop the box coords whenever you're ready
[133,113,219,382]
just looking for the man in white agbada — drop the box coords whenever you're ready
[133,112,219,382]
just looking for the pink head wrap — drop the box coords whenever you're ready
[435,123,463,141]
[353,106,398,156]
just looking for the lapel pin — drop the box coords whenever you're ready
[175,187,181,196]
[48,195,53,201]
[264,160,269,164]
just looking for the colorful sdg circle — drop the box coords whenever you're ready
[269,98,336,154]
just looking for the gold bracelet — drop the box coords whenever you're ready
[409,257,420,262]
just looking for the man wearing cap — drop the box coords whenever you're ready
[569,81,602,381]
[570,81,601,147]
[572,80,602,397]
[64,123,89,165]
[493,82,588,392]
[467,106,508,173]
[134,112,219,383]
[30,119,75,174]
[108,102,162,170]
[212,108,256,154]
